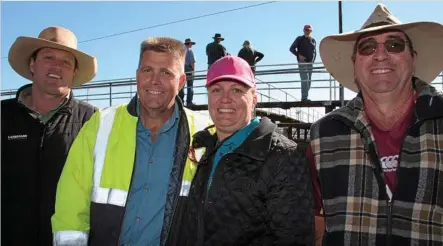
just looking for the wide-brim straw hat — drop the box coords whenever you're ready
[319,3,443,92]
[8,26,97,86]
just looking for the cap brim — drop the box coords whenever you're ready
[320,21,443,92]
[8,36,97,86]
[206,75,255,88]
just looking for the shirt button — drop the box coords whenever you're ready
[149,159,153,164]
[136,217,140,222]
[144,186,148,191]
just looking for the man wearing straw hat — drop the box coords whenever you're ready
[1,26,97,245]
[307,4,443,245]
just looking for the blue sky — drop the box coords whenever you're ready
[2,1,443,113]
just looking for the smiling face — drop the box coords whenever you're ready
[29,47,77,97]
[136,50,185,114]
[208,80,257,139]
[353,31,416,95]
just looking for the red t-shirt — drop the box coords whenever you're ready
[308,98,415,215]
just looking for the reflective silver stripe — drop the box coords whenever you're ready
[189,111,211,162]
[91,107,128,207]
[53,231,88,246]
[180,180,191,196]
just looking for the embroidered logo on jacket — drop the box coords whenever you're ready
[7,134,27,140]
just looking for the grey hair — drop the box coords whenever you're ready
[138,37,186,68]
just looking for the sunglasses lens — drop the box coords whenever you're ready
[357,39,407,56]
[358,41,377,56]
[385,39,406,53]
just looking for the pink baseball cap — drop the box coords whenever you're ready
[206,56,255,88]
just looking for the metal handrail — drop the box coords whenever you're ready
[2,62,442,123]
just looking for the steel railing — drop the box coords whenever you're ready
[2,62,442,123]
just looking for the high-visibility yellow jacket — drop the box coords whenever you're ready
[52,97,212,246]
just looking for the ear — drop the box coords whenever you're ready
[252,89,258,108]
[412,50,417,69]
[178,73,186,90]
[29,58,35,76]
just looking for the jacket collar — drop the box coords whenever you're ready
[331,77,443,128]
[194,117,277,162]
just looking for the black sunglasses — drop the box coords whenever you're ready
[357,38,408,56]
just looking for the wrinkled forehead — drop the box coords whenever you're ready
[356,29,408,44]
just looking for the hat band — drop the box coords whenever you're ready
[363,21,396,29]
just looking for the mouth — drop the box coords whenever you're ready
[217,108,235,113]
[371,68,393,75]
[146,90,163,95]
[47,73,62,79]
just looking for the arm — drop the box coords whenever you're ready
[221,44,227,57]
[266,147,315,245]
[306,145,325,246]
[312,38,317,62]
[191,50,196,70]
[51,111,100,246]
[289,37,300,57]
[254,50,264,63]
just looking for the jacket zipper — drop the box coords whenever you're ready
[117,157,137,244]
[163,141,187,246]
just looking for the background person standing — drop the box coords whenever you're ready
[290,24,317,101]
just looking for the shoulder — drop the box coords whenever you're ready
[1,98,18,110]
[70,98,97,114]
[268,131,302,159]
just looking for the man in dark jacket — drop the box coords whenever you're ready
[290,24,317,101]
[1,26,97,246]
[206,33,227,68]
[181,56,315,245]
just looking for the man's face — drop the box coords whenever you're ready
[304,29,312,36]
[208,81,257,136]
[136,50,185,114]
[354,31,416,94]
[29,47,77,96]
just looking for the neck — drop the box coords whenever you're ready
[30,86,69,115]
[139,103,175,141]
[216,120,251,142]
[363,85,415,131]
[217,132,230,142]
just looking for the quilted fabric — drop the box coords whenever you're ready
[182,117,315,245]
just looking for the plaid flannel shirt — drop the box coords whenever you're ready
[310,78,443,246]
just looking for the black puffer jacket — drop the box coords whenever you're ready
[181,117,315,245]
[1,84,96,246]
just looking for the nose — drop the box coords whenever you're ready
[220,91,232,103]
[372,43,389,62]
[142,71,161,85]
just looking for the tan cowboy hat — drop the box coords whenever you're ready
[320,3,443,92]
[8,26,97,86]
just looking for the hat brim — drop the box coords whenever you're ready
[320,21,443,92]
[213,37,225,41]
[8,36,97,87]
[206,75,255,88]
[185,42,196,45]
